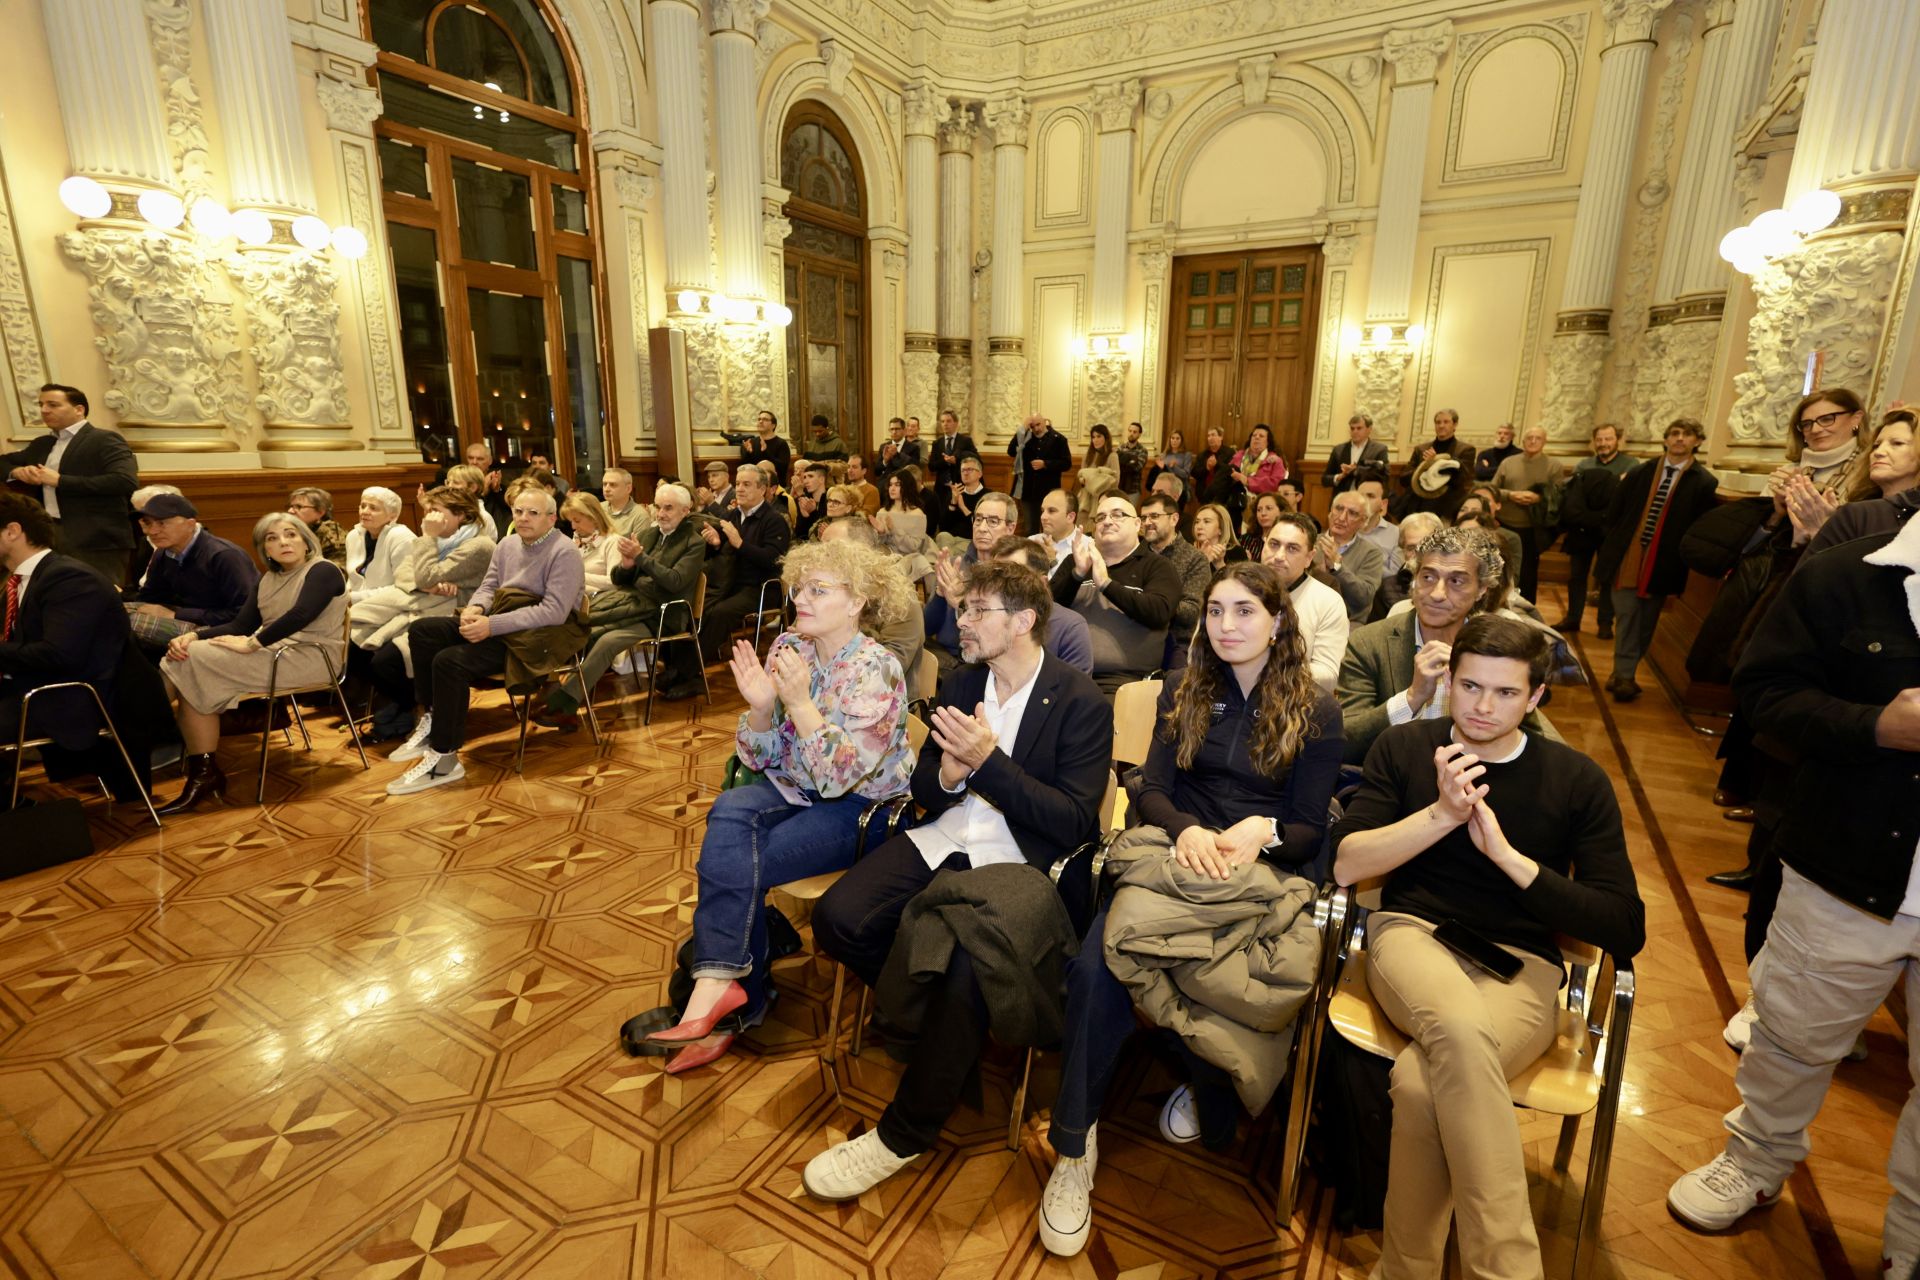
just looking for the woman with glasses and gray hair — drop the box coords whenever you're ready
[635,539,917,1074]
[155,512,348,813]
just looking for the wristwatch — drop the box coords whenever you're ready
[1263,816,1282,850]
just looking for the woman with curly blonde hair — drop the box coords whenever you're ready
[638,538,916,1073]
[1036,560,1342,1256]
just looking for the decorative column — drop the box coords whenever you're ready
[937,102,978,421]
[1540,0,1676,441]
[984,93,1030,439]
[708,0,775,432]
[650,0,721,431]
[1354,21,1452,443]
[901,83,941,427]
[1085,78,1140,429]
[1729,0,1920,444]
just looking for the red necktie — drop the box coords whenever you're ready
[2,575,17,641]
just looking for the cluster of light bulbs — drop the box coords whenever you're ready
[674,288,793,327]
[1367,323,1427,346]
[1084,334,1139,356]
[1717,188,1841,275]
[58,176,369,259]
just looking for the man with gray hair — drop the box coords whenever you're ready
[599,467,651,539]
[389,486,586,793]
[1051,492,1183,696]
[287,486,348,567]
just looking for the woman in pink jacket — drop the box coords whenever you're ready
[1230,423,1287,499]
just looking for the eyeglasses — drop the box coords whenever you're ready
[1093,511,1137,525]
[287,503,319,514]
[1796,410,1855,433]
[957,604,1014,621]
[971,513,1008,527]
[788,580,847,603]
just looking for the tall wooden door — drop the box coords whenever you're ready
[1164,247,1322,464]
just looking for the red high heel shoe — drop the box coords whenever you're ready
[646,980,749,1044]
[663,1032,735,1074]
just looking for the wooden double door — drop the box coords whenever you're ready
[1164,247,1323,465]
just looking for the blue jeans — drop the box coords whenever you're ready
[689,780,871,1016]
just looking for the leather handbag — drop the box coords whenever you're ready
[0,797,94,878]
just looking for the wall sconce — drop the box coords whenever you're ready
[1362,323,1423,348]
[59,173,369,258]
[1718,188,1841,275]
[57,176,111,219]
[674,287,791,327]
[1084,333,1134,356]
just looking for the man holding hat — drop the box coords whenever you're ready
[121,493,258,659]
[1402,408,1476,521]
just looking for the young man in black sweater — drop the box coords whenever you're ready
[1333,614,1644,1280]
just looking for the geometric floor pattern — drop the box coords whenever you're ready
[0,587,1888,1277]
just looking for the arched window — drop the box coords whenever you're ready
[368,0,609,482]
[781,105,868,452]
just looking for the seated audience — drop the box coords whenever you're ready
[803,558,1111,1197]
[805,413,849,461]
[525,451,570,497]
[1456,486,1525,578]
[872,468,934,585]
[156,513,349,813]
[535,483,705,733]
[1137,492,1209,656]
[287,487,348,566]
[1372,511,1445,621]
[1051,493,1184,695]
[700,460,735,518]
[126,483,184,588]
[1276,478,1305,513]
[1260,513,1348,693]
[1317,489,1388,622]
[675,464,792,698]
[1037,561,1341,1255]
[794,462,830,541]
[1033,489,1080,581]
[560,491,621,596]
[1190,502,1246,570]
[927,513,1094,678]
[638,540,915,1073]
[844,453,882,516]
[820,484,863,528]
[345,487,416,604]
[358,488,498,741]
[1323,413,1390,494]
[442,464,501,539]
[1352,469,1399,564]
[1332,615,1643,1280]
[940,454,988,540]
[599,467,651,539]
[123,493,258,659]
[1230,423,1288,505]
[814,516,925,681]
[0,492,130,796]
[1146,428,1193,503]
[384,488,587,794]
[758,460,799,528]
[1241,492,1284,558]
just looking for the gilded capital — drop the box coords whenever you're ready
[1381,19,1454,85]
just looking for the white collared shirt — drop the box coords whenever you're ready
[1385,617,1451,726]
[9,547,51,599]
[41,421,85,518]
[906,666,1040,870]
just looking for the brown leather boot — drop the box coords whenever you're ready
[157,753,227,815]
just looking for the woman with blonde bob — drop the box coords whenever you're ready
[1037,560,1342,1257]
[560,490,621,596]
[157,513,350,813]
[637,539,917,1073]
[1190,502,1245,568]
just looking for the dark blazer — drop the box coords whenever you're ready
[1595,458,1719,597]
[608,520,706,630]
[1321,439,1391,491]
[1736,525,1920,919]
[725,501,792,589]
[928,433,979,490]
[125,527,260,625]
[1009,430,1072,502]
[2,424,139,552]
[0,553,129,749]
[909,652,1114,875]
[738,434,791,480]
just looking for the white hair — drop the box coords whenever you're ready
[512,488,558,515]
[361,485,403,516]
[654,482,691,507]
[602,466,633,484]
[131,483,183,508]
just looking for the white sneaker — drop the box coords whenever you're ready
[1667,1151,1786,1230]
[389,713,435,763]
[1159,1084,1201,1144]
[386,752,464,796]
[1884,1250,1918,1279]
[801,1129,915,1201]
[1038,1122,1097,1256]
[1724,995,1757,1052]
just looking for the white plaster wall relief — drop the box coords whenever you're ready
[1627,321,1669,440]
[613,166,657,449]
[754,18,803,80]
[1083,354,1128,429]
[1351,344,1411,440]
[901,351,939,429]
[1136,247,1169,442]
[1540,329,1612,443]
[818,37,852,97]
[986,352,1027,439]
[1301,52,1382,140]
[1313,230,1357,445]
[1442,21,1586,184]
[317,77,385,136]
[1641,317,1721,435]
[58,227,244,431]
[146,0,215,207]
[338,139,406,443]
[225,250,353,431]
[0,174,49,428]
[938,351,972,423]
[1022,0,1399,78]
[1382,19,1453,83]
[721,324,777,427]
[1238,55,1274,108]
[1729,231,1905,444]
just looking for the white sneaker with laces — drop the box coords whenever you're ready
[1038,1122,1097,1256]
[1667,1151,1786,1230]
[389,713,435,763]
[1159,1084,1201,1144]
[1884,1250,1919,1279]
[1724,995,1757,1053]
[386,752,464,796]
[802,1129,915,1201]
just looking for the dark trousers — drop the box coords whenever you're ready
[407,616,509,754]
[369,640,413,710]
[813,836,993,1157]
[695,581,777,665]
[1609,588,1667,682]
[1510,524,1543,604]
[56,539,129,591]
[1559,538,1613,632]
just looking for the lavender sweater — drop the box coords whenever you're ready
[468,529,586,634]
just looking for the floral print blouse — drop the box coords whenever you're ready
[737,630,914,804]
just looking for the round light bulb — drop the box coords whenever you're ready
[1405,323,1427,346]
[1789,188,1841,235]
[1751,209,1798,258]
[291,215,332,251]
[1091,335,1111,355]
[231,209,274,246]
[188,199,231,239]
[767,302,793,326]
[329,225,368,258]
[676,289,702,313]
[1370,323,1394,345]
[137,190,185,230]
[58,176,112,219]
[1718,226,1753,264]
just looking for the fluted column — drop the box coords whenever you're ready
[42,0,172,189]
[901,83,941,427]
[652,0,714,296]
[985,94,1030,440]
[1539,0,1675,441]
[710,0,769,301]
[1085,79,1139,428]
[937,103,978,422]
[1731,0,1920,442]
[203,0,317,212]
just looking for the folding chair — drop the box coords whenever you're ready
[249,620,370,803]
[6,682,161,828]
[748,578,787,653]
[506,652,603,771]
[908,648,938,718]
[608,575,709,726]
[1111,677,1161,766]
[1315,886,1635,1279]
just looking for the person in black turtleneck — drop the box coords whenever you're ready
[1402,408,1477,521]
[1473,421,1521,483]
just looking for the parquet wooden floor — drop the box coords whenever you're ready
[0,587,1892,1277]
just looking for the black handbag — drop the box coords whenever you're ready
[0,797,94,878]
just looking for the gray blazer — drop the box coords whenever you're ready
[1332,536,1386,623]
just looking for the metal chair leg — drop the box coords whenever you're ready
[1008,1048,1035,1151]
[10,702,28,809]
[287,698,313,751]
[94,710,162,830]
[318,649,369,772]
[822,962,847,1103]
[512,691,532,773]
[574,661,603,745]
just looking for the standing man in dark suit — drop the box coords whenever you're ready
[803,557,1113,1199]
[1322,412,1392,493]
[667,464,792,696]
[2,384,138,588]
[1010,413,1072,534]
[0,491,129,785]
[929,409,977,492]
[1596,416,1719,702]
